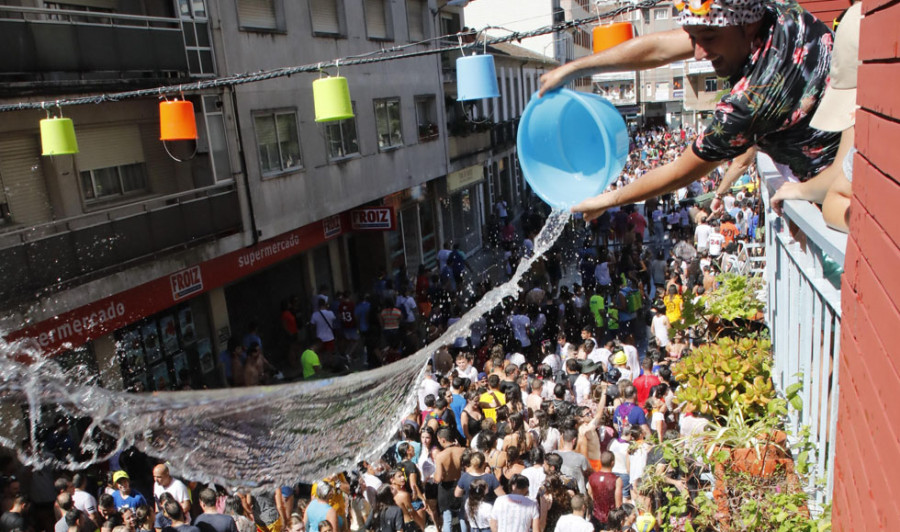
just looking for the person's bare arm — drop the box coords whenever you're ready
[615,477,624,507]
[539,29,693,96]
[490,519,499,532]
[772,128,854,213]
[715,147,758,196]
[574,149,722,222]
[822,167,852,232]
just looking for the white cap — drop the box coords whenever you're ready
[810,3,862,132]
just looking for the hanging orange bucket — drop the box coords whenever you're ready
[159,99,198,141]
[592,22,635,53]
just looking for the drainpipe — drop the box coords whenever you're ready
[229,87,260,246]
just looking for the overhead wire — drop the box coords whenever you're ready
[0,0,663,113]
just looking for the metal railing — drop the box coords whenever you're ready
[0,183,242,302]
[759,153,845,513]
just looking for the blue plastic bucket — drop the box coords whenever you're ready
[456,55,500,101]
[517,89,629,209]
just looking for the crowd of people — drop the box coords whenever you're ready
[0,120,763,532]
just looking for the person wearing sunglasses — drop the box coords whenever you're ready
[539,0,841,223]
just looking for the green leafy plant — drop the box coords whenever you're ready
[705,273,765,322]
[674,337,775,421]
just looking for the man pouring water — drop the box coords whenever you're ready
[537,0,840,221]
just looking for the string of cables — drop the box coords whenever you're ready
[0,0,664,113]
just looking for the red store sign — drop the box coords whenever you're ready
[5,213,352,359]
[350,207,395,231]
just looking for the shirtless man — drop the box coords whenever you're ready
[576,382,609,473]
[434,427,467,532]
[389,468,426,531]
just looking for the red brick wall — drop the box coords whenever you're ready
[798,0,852,26]
[806,0,900,528]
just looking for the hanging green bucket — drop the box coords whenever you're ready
[313,76,354,122]
[40,117,79,156]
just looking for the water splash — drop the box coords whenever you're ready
[0,210,571,487]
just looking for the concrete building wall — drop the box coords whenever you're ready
[210,0,449,240]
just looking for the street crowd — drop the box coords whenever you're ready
[0,119,766,532]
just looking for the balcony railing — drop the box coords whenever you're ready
[759,153,845,513]
[0,183,242,302]
[0,5,197,89]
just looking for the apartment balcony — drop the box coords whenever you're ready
[491,119,518,149]
[0,183,241,302]
[758,153,845,513]
[0,5,212,96]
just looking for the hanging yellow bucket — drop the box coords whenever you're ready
[159,99,198,141]
[40,117,79,156]
[592,22,635,53]
[313,76,354,122]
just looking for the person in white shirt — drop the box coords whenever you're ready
[520,449,547,501]
[72,473,100,525]
[489,475,541,532]
[508,308,532,350]
[152,464,191,517]
[620,337,640,382]
[310,299,337,345]
[417,371,441,411]
[553,494,593,532]
[694,219,712,252]
[708,225,725,258]
[573,365,593,405]
[650,308,671,350]
[455,353,479,382]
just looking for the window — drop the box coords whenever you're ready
[237,0,281,31]
[654,8,668,20]
[365,0,392,40]
[415,96,438,142]
[310,0,341,35]
[80,163,148,202]
[407,0,425,41]
[374,98,403,149]
[705,77,718,92]
[254,111,302,175]
[202,95,232,182]
[324,103,359,160]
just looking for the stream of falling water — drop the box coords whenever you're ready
[0,209,571,487]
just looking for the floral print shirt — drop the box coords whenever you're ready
[692,0,841,181]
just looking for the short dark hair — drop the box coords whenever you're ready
[164,500,184,521]
[452,377,465,390]
[488,374,500,389]
[562,428,578,444]
[510,474,529,492]
[54,477,70,494]
[198,488,217,508]
[436,427,455,443]
[565,359,580,372]
[65,509,81,527]
[98,493,115,509]
[545,453,563,471]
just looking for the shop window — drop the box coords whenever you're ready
[254,110,303,176]
[80,163,148,202]
[117,303,214,392]
[365,0,392,40]
[374,98,403,150]
[325,103,359,160]
[237,0,284,32]
[407,0,426,41]
[415,96,438,142]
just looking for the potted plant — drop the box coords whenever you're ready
[673,337,775,422]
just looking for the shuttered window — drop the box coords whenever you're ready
[365,0,390,40]
[310,0,340,35]
[237,0,278,31]
[407,0,425,41]
[0,136,51,226]
[76,125,144,172]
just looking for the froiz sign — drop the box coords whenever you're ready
[170,266,204,301]
[350,207,395,230]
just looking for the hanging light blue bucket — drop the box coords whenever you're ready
[456,55,500,101]
[517,89,628,210]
